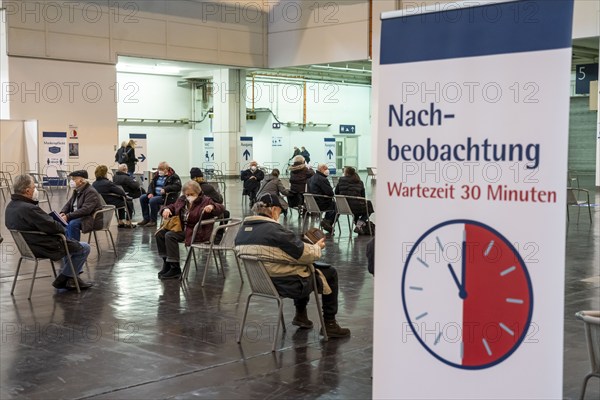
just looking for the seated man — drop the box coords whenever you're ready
[60,170,103,241]
[138,161,182,227]
[234,193,350,338]
[240,160,264,206]
[113,163,142,199]
[307,164,336,232]
[5,175,92,290]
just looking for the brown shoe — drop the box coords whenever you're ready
[145,220,157,228]
[320,320,350,338]
[66,277,93,290]
[292,309,314,329]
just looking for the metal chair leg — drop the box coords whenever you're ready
[201,248,213,287]
[237,293,254,343]
[93,231,100,254]
[181,248,194,281]
[234,253,244,283]
[11,258,24,295]
[272,299,284,352]
[28,260,39,300]
[108,231,118,257]
[65,255,80,293]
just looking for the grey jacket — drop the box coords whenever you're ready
[257,175,290,210]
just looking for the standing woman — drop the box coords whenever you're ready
[125,139,138,175]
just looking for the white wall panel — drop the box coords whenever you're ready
[167,23,219,49]
[268,0,367,32]
[111,17,167,44]
[220,31,263,55]
[6,28,45,57]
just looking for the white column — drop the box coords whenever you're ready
[212,69,246,176]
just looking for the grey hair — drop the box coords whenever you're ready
[182,180,201,195]
[13,174,33,194]
[251,201,273,216]
[118,163,128,172]
[292,155,305,164]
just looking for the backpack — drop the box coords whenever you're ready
[118,148,129,163]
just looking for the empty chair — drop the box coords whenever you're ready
[182,219,244,286]
[29,172,53,196]
[575,311,600,400]
[87,205,118,257]
[236,255,327,352]
[302,193,331,227]
[366,167,377,185]
[333,195,356,236]
[0,177,10,203]
[567,187,592,224]
[9,230,81,298]
[56,170,70,194]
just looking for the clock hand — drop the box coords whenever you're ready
[447,263,466,299]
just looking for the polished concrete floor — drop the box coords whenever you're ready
[0,175,598,399]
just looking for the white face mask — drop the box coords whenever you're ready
[186,195,197,203]
[158,170,166,176]
[323,169,330,176]
[32,188,39,201]
[250,166,257,171]
[69,180,77,188]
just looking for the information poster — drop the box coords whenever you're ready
[42,132,67,175]
[374,1,574,399]
[324,138,336,173]
[129,133,147,172]
[204,137,215,163]
[68,124,79,159]
[240,136,253,166]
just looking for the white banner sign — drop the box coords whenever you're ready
[240,136,253,166]
[324,138,336,173]
[42,132,67,176]
[129,133,147,172]
[203,137,215,163]
[374,1,574,399]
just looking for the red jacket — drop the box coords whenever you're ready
[163,195,225,245]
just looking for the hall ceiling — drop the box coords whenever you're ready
[247,60,373,86]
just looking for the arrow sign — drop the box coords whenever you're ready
[243,149,251,160]
[327,149,334,159]
[138,154,146,162]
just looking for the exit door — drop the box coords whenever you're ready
[335,136,359,171]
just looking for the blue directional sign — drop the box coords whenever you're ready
[339,124,356,134]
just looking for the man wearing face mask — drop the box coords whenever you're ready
[308,164,336,233]
[155,180,225,279]
[138,161,182,227]
[5,175,93,290]
[59,170,103,241]
[240,160,264,207]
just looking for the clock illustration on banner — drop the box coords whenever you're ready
[402,219,533,369]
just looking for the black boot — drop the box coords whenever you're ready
[292,308,313,329]
[158,258,171,278]
[52,274,69,289]
[161,263,181,280]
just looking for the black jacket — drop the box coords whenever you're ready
[289,167,314,194]
[335,175,372,216]
[5,194,82,260]
[147,168,182,205]
[308,171,334,210]
[113,171,142,198]
[93,177,127,208]
[60,182,103,233]
[241,168,264,194]
[124,145,137,169]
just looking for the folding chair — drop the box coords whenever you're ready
[567,187,592,224]
[9,230,81,298]
[29,172,53,196]
[87,205,118,257]
[56,170,71,195]
[36,188,53,212]
[366,167,377,185]
[236,255,328,352]
[182,219,244,286]
[103,193,132,222]
[333,195,373,236]
[0,177,10,203]
[575,311,600,400]
[302,193,333,228]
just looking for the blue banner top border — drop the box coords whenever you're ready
[43,132,67,138]
[380,0,574,65]
[129,133,146,139]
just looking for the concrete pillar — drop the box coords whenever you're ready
[212,68,246,177]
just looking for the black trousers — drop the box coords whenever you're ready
[272,265,339,321]
[155,230,186,263]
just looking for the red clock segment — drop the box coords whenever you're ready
[462,223,532,367]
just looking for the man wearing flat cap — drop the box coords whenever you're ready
[234,193,350,338]
[59,170,103,241]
